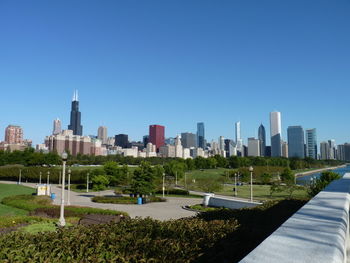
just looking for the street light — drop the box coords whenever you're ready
[39,171,42,184]
[67,169,71,205]
[47,171,50,185]
[86,172,89,193]
[18,169,22,185]
[59,171,61,187]
[249,166,254,202]
[162,173,165,198]
[58,152,68,227]
[234,173,237,197]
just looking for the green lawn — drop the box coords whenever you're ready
[183,168,229,181]
[215,184,308,201]
[0,184,36,216]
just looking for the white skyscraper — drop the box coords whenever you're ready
[219,136,225,151]
[53,118,62,135]
[235,121,243,154]
[270,111,282,157]
[175,135,183,158]
[97,126,108,144]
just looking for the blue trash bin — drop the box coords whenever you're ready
[50,193,56,200]
[137,197,142,205]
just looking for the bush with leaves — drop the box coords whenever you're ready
[91,174,110,191]
[308,171,341,197]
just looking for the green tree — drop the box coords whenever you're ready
[131,161,157,195]
[280,168,295,185]
[92,175,110,191]
[260,173,272,184]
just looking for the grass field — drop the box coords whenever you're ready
[215,184,308,201]
[0,184,36,216]
[179,168,308,201]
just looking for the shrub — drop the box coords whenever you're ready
[2,194,128,218]
[92,196,166,204]
[0,199,307,262]
[0,217,239,262]
[156,188,189,195]
[308,171,341,197]
[92,174,110,191]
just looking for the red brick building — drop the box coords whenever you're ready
[149,125,165,152]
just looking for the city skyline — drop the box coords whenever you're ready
[0,1,349,145]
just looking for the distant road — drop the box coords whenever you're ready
[295,165,347,178]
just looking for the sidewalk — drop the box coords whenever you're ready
[0,181,199,221]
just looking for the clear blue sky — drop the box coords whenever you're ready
[0,0,349,146]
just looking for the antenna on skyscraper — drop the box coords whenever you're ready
[72,90,79,101]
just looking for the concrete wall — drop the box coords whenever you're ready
[240,173,350,263]
[203,194,261,209]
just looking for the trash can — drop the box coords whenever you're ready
[50,193,56,200]
[137,197,143,205]
[142,197,147,204]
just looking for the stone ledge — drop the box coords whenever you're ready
[240,173,350,263]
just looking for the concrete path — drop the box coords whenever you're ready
[0,181,199,221]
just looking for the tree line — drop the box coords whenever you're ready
[0,148,344,170]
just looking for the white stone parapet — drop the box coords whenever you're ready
[240,173,350,263]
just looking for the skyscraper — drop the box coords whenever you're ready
[5,125,23,144]
[270,111,282,157]
[181,132,196,148]
[248,137,260,157]
[68,90,83,136]
[149,125,165,151]
[328,139,336,160]
[143,135,149,148]
[53,118,62,135]
[258,124,266,156]
[97,126,108,144]
[219,136,225,151]
[197,122,205,149]
[115,134,129,148]
[320,141,330,160]
[287,126,305,158]
[305,128,317,159]
[235,121,243,154]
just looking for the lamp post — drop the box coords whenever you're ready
[18,169,21,185]
[234,173,237,197]
[47,171,50,196]
[249,166,254,202]
[58,152,68,227]
[162,173,165,198]
[59,171,61,186]
[175,171,178,186]
[67,169,71,205]
[86,172,89,193]
[47,171,50,185]
[39,171,42,184]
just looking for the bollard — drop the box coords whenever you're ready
[203,193,215,207]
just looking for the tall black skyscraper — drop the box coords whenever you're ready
[258,124,266,156]
[197,122,205,149]
[68,90,83,136]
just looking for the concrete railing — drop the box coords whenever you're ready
[240,173,350,263]
[203,194,261,210]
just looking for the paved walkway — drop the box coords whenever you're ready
[0,181,199,221]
